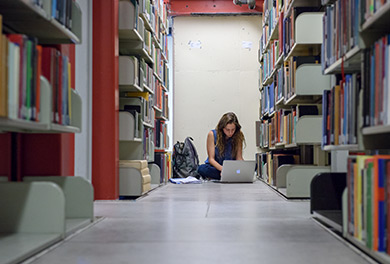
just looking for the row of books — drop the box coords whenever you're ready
[153,47,169,88]
[260,7,324,86]
[283,6,322,56]
[121,55,167,97]
[257,104,320,149]
[160,33,169,61]
[260,83,275,117]
[261,40,280,83]
[142,0,167,36]
[127,0,168,47]
[347,154,390,254]
[34,0,74,30]
[362,35,390,128]
[322,74,360,147]
[154,119,168,150]
[143,127,154,160]
[261,0,282,53]
[260,56,320,115]
[0,30,72,125]
[321,0,360,71]
[154,151,171,183]
[256,148,313,186]
[261,0,324,56]
[121,93,155,126]
[364,1,390,21]
[140,58,154,90]
[285,56,321,101]
[144,30,153,58]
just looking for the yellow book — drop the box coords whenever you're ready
[267,153,272,185]
[356,156,370,241]
[124,91,149,101]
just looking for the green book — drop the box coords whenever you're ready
[25,40,33,120]
[366,160,373,250]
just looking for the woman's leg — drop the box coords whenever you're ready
[198,163,221,180]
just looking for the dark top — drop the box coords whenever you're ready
[205,129,233,165]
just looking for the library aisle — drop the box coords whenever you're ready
[24,181,372,264]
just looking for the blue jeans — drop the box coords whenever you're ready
[197,163,221,180]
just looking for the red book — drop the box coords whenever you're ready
[374,42,380,125]
[278,12,284,56]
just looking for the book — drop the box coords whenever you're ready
[0,30,7,117]
[322,90,330,147]
[365,158,374,250]
[347,156,355,236]
[334,84,340,145]
[372,155,390,251]
[35,45,42,122]
[62,55,69,125]
[7,40,20,120]
[386,160,390,254]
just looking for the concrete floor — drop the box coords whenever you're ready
[24,180,374,264]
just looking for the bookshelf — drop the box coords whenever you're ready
[310,1,390,263]
[0,1,91,264]
[118,0,171,195]
[257,0,330,199]
[0,76,82,133]
[0,0,82,44]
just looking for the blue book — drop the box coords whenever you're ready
[378,158,386,252]
[62,55,69,125]
[344,75,351,144]
[322,89,329,147]
[269,83,275,114]
[51,0,57,19]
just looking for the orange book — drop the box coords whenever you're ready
[0,34,8,118]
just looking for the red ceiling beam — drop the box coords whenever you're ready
[169,0,263,16]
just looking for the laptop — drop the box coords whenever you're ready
[219,160,256,183]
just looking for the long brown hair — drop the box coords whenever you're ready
[215,112,246,159]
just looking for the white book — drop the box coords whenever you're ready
[8,43,20,120]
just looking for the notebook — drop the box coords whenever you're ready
[219,160,256,183]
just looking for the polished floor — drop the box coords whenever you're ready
[24,180,374,264]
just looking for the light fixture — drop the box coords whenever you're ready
[233,0,256,10]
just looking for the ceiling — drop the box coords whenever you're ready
[167,0,264,16]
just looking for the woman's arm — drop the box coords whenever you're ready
[236,140,244,160]
[206,131,223,171]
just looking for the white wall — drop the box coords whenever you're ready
[173,16,262,163]
[74,0,92,181]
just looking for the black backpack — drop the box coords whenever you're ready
[172,137,200,178]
